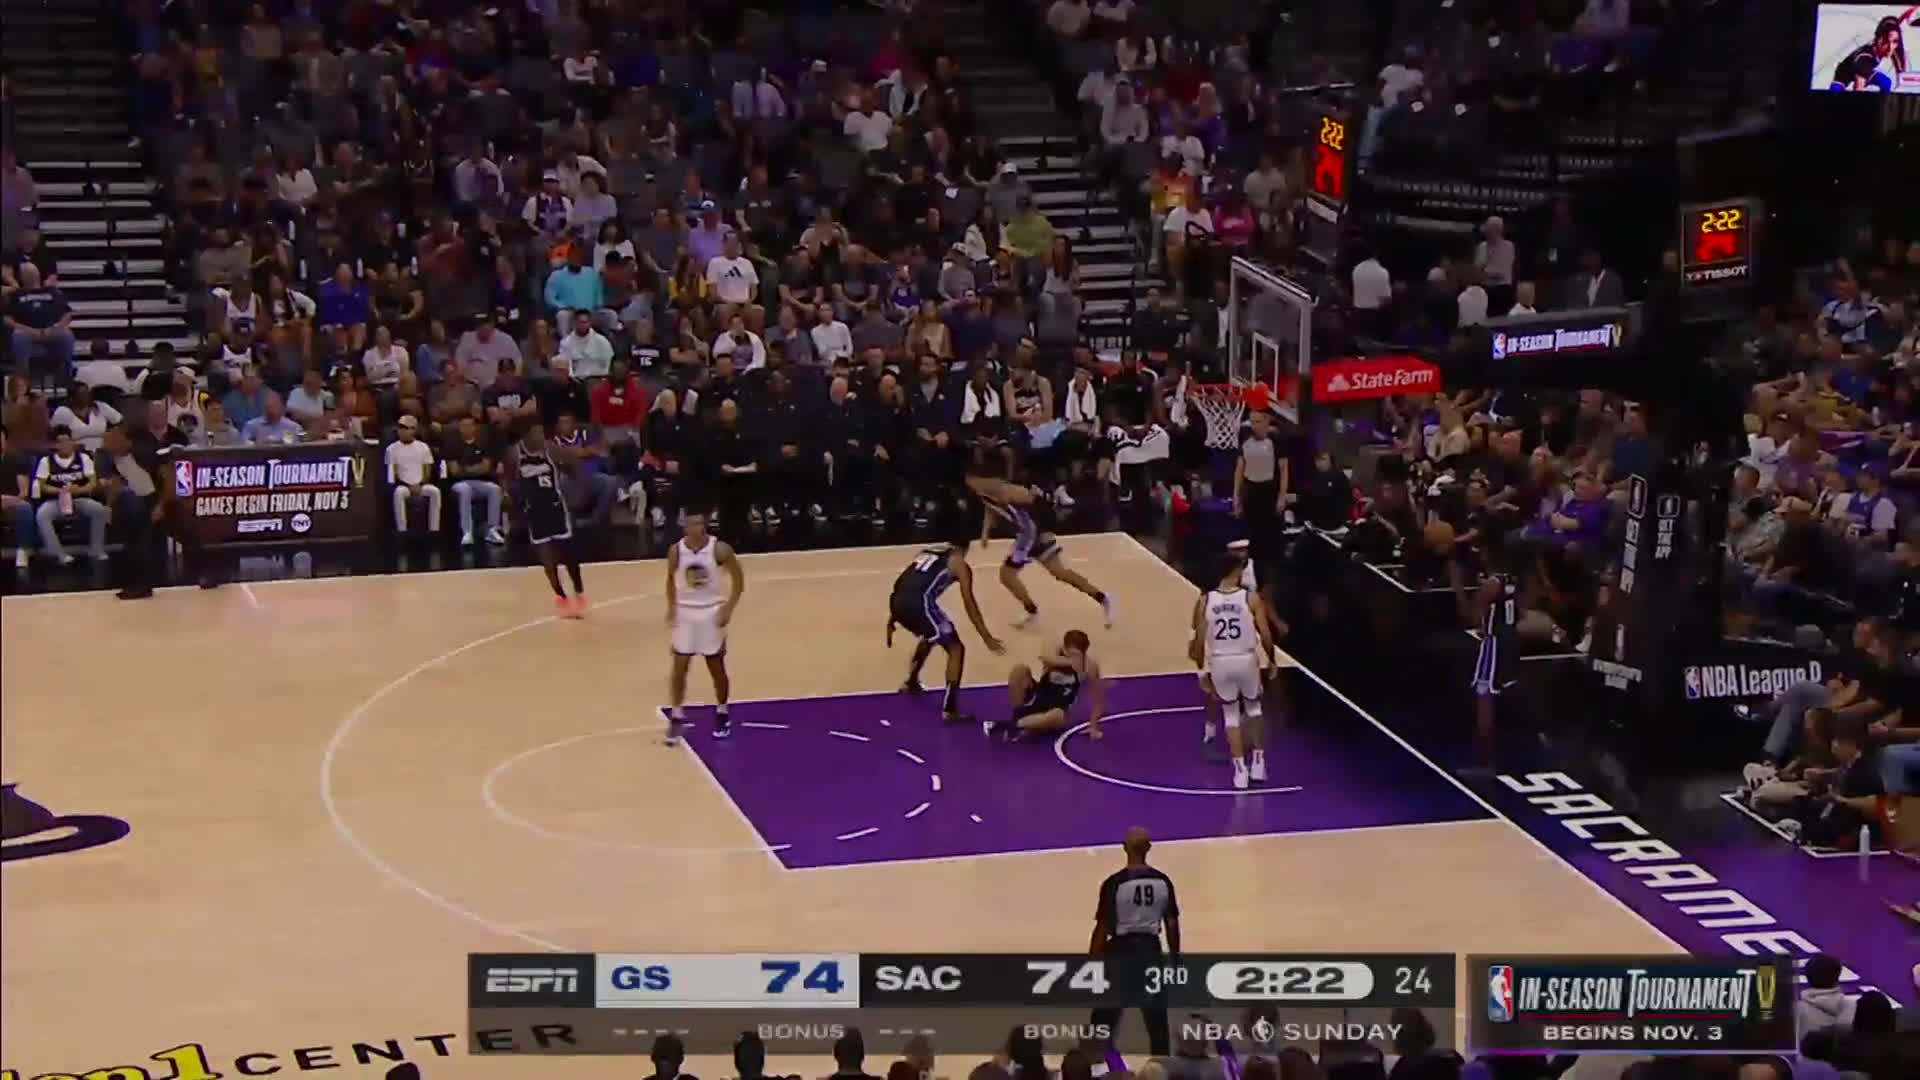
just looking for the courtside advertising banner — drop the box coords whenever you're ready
[175,441,378,545]
[1311,355,1443,403]
[1681,638,1825,703]
[1488,317,1630,363]
[1811,5,1920,93]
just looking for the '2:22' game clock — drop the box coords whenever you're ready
[1679,199,1760,289]
[1301,111,1350,266]
[1308,115,1349,214]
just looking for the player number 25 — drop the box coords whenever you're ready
[1028,960,1110,995]
[762,960,846,994]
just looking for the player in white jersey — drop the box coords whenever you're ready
[666,508,746,742]
[1190,543,1277,789]
[1199,540,1286,762]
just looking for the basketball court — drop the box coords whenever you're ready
[1,533,1678,1077]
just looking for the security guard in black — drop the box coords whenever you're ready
[1089,826,1178,1056]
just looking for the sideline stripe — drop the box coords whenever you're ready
[1120,534,1684,952]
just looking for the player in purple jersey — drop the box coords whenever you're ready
[966,468,1114,629]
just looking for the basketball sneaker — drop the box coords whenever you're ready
[713,710,732,739]
[665,709,688,746]
[1232,759,1250,790]
[554,595,572,618]
[1249,750,1267,782]
[571,594,590,618]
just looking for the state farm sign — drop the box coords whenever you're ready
[1311,355,1442,403]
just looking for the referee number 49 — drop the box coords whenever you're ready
[1028,960,1109,995]
[762,960,846,994]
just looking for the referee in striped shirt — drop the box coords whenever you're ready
[1089,826,1178,1056]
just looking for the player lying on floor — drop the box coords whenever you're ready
[985,630,1106,741]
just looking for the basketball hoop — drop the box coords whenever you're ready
[1189,383,1268,450]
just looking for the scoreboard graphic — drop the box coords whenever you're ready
[467,953,1457,1056]
[1468,956,1796,1055]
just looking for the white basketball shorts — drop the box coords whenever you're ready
[672,605,727,656]
[1205,654,1264,705]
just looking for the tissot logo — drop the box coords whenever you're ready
[1684,264,1750,285]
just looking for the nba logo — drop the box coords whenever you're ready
[1490,333,1508,360]
[1487,965,1515,1024]
[1684,666,1702,700]
[174,464,195,498]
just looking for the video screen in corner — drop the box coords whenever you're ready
[1811,4,1920,93]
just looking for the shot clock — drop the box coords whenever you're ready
[1303,110,1351,265]
[1679,199,1761,289]
[1309,115,1350,211]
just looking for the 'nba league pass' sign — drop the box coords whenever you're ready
[1468,956,1795,1055]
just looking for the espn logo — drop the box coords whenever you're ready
[236,517,285,534]
[485,966,582,993]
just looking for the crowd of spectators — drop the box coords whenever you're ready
[0,0,1274,565]
[1050,0,1304,301]
[1359,0,1677,176]
[1711,234,1920,837]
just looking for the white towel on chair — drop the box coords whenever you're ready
[959,382,1001,425]
[1065,381,1099,425]
[1106,423,1171,477]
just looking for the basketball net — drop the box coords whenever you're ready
[1190,384,1268,450]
